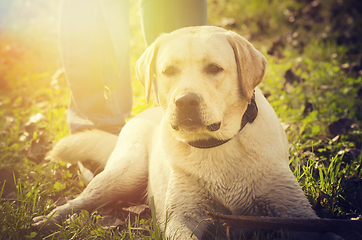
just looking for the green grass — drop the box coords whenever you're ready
[1,0,362,239]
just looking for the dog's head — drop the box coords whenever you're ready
[136,26,267,144]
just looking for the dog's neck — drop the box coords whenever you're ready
[187,92,257,149]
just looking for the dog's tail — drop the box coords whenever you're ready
[46,129,118,170]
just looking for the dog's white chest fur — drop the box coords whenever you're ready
[149,123,267,220]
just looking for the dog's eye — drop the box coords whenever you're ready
[162,66,176,76]
[205,64,223,75]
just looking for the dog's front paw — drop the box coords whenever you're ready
[32,215,48,228]
[32,215,59,231]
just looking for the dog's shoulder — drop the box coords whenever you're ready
[131,107,164,124]
[243,88,289,161]
[110,107,164,162]
[122,107,163,136]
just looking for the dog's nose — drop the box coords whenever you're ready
[175,93,201,110]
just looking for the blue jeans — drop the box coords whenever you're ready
[59,0,207,134]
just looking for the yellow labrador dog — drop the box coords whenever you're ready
[33,26,341,240]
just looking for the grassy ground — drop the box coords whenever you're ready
[1,0,362,239]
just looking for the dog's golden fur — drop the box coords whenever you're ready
[33,26,342,240]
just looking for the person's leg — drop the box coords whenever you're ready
[139,0,208,46]
[59,0,132,134]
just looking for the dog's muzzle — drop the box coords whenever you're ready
[171,93,221,132]
[188,91,258,149]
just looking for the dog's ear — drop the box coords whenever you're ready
[135,40,159,103]
[227,31,267,102]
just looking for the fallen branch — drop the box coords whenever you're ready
[207,213,362,234]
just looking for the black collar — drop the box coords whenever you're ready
[187,92,258,149]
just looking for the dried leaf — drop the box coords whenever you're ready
[216,17,236,28]
[338,148,361,163]
[303,101,314,116]
[78,161,94,183]
[280,122,290,130]
[122,204,150,216]
[26,113,46,125]
[267,37,285,57]
[328,118,357,137]
[98,215,124,229]
[284,69,303,85]
[20,113,48,142]
[26,136,51,163]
